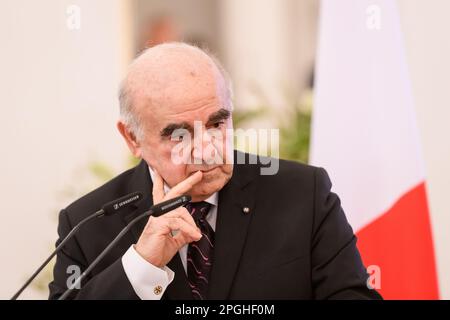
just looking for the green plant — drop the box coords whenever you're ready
[278,91,312,163]
[31,155,139,296]
[233,90,312,163]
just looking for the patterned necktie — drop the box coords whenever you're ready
[184,201,214,300]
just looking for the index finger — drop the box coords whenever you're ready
[152,169,165,204]
[164,171,203,200]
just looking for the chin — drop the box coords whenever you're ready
[190,172,231,201]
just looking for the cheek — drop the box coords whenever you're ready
[161,165,187,187]
[157,145,190,185]
[143,138,172,161]
[141,141,186,180]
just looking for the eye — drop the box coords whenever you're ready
[170,128,190,142]
[212,121,225,129]
[171,135,184,142]
[171,132,186,142]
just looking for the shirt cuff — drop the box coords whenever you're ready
[122,245,175,300]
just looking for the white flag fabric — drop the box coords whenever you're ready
[311,0,439,299]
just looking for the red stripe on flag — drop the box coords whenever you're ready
[356,182,439,299]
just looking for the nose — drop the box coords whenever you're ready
[192,128,216,164]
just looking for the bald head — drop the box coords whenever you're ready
[119,42,232,140]
[117,42,234,201]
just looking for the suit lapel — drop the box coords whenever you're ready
[208,160,259,299]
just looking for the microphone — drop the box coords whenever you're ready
[58,194,191,300]
[101,192,144,216]
[10,191,143,300]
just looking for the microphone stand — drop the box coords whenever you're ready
[58,195,191,300]
[11,209,104,300]
[11,191,143,300]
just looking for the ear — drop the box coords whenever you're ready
[117,121,142,158]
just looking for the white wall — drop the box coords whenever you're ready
[0,0,133,299]
[219,0,318,112]
[397,0,450,299]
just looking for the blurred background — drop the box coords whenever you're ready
[0,0,449,299]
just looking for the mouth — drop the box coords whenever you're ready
[200,167,219,173]
[190,166,219,175]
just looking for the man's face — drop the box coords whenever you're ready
[135,82,234,202]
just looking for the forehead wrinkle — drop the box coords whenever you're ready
[157,105,220,132]
[165,95,219,115]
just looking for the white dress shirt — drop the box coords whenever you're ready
[122,167,218,300]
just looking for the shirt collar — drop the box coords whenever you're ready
[148,166,218,206]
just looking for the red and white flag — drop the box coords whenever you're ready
[310,0,439,299]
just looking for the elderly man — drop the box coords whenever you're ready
[49,43,381,300]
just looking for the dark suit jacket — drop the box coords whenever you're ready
[49,152,381,300]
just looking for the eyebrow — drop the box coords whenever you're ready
[160,122,192,137]
[206,108,231,126]
[159,108,231,137]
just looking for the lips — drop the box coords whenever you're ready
[189,166,218,174]
[200,167,218,173]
